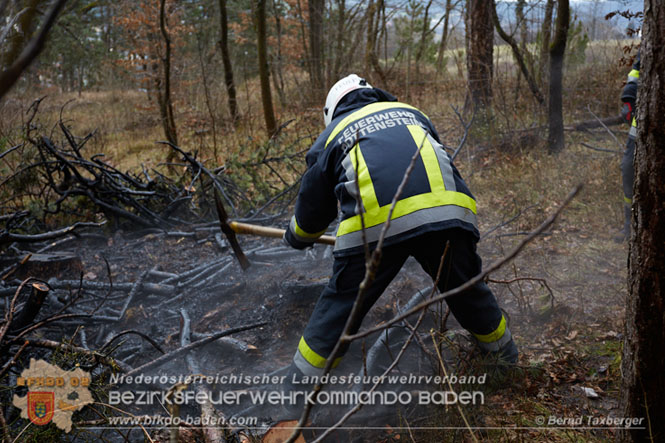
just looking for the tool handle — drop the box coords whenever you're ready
[229,221,336,245]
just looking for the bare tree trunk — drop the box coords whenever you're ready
[514,0,526,100]
[466,0,494,110]
[218,0,239,122]
[332,0,346,80]
[620,2,665,441]
[196,36,218,158]
[295,0,310,82]
[414,0,433,81]
[405,2,416,100]
[546,0,569,153]
[435,0,453,76]
[364,0,385,84]
[270,0,286,105]
[538,0,554,85]
[159,0,178,150]
[255,0,276,136]
[308,0,325,100]
[364,0,375,75]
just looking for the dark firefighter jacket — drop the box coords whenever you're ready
[621,51,640,139]
[285,88,479,257]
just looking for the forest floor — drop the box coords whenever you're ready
[0,87,634,442]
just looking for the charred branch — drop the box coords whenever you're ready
[24,338,132,372]
[124,321,267,377]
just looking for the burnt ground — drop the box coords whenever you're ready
[1,199,629,442]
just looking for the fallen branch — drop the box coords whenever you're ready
[116,267,153,321]
[6,313,92,344]
[580,142,622,155]
[157,141,238,216]
[25,338,132,372]
[451,105,476,162]
[180,309,230,443]
[101,330,165,355]
[587,106,624,150]
[567,114,624,131]
[0,407,9,443]
[124,321,267,377]
[6,279,176,296]
[0,340,28,381]
[487,276,555,312]
[480,203,539,240]
[0,222,105,245]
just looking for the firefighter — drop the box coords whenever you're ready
[618,51,640,241]
[282,74,518,379]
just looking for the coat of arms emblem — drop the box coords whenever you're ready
[27,392,54,425]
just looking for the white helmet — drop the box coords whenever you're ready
[323,74,372,127]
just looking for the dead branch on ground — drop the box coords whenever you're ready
[124,321,267,377]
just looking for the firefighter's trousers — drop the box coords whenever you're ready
[293,228,514,376]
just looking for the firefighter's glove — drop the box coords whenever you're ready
[283,228,312,250]
[621,102,633,124]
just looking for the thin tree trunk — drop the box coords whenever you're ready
[364,0,376,76]
[295,0,310,83]
[218,0,238,122]
[620,1,665,441]
[405,3,415,100]
[514,0,526,101]
[539,0,554,85]
[255,0,276,136]
[196,36,218,158]
[466,0,494,110]
[414,0,433,81]
[435,0,453,75]
[159,0,178,149]
[364,0,385,84]
[270,0,286,104]
[308,0,324,99]
[546,0,569,153]
[332,0,345,80]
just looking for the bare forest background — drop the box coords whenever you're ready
[2,0,664,442]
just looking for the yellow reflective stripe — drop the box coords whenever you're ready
[628,69,640,79]
[338,190,476,236]
[298,337,342,369]
[632,116,637,128]
[407,125,445,191]
[337,123,475,237]
[294,219,326,239]
[325,102,423,149]
[474,316,507,344]
[624,196,632,204]
[349,143,379,212]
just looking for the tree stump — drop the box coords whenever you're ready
[14,253,83,280]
